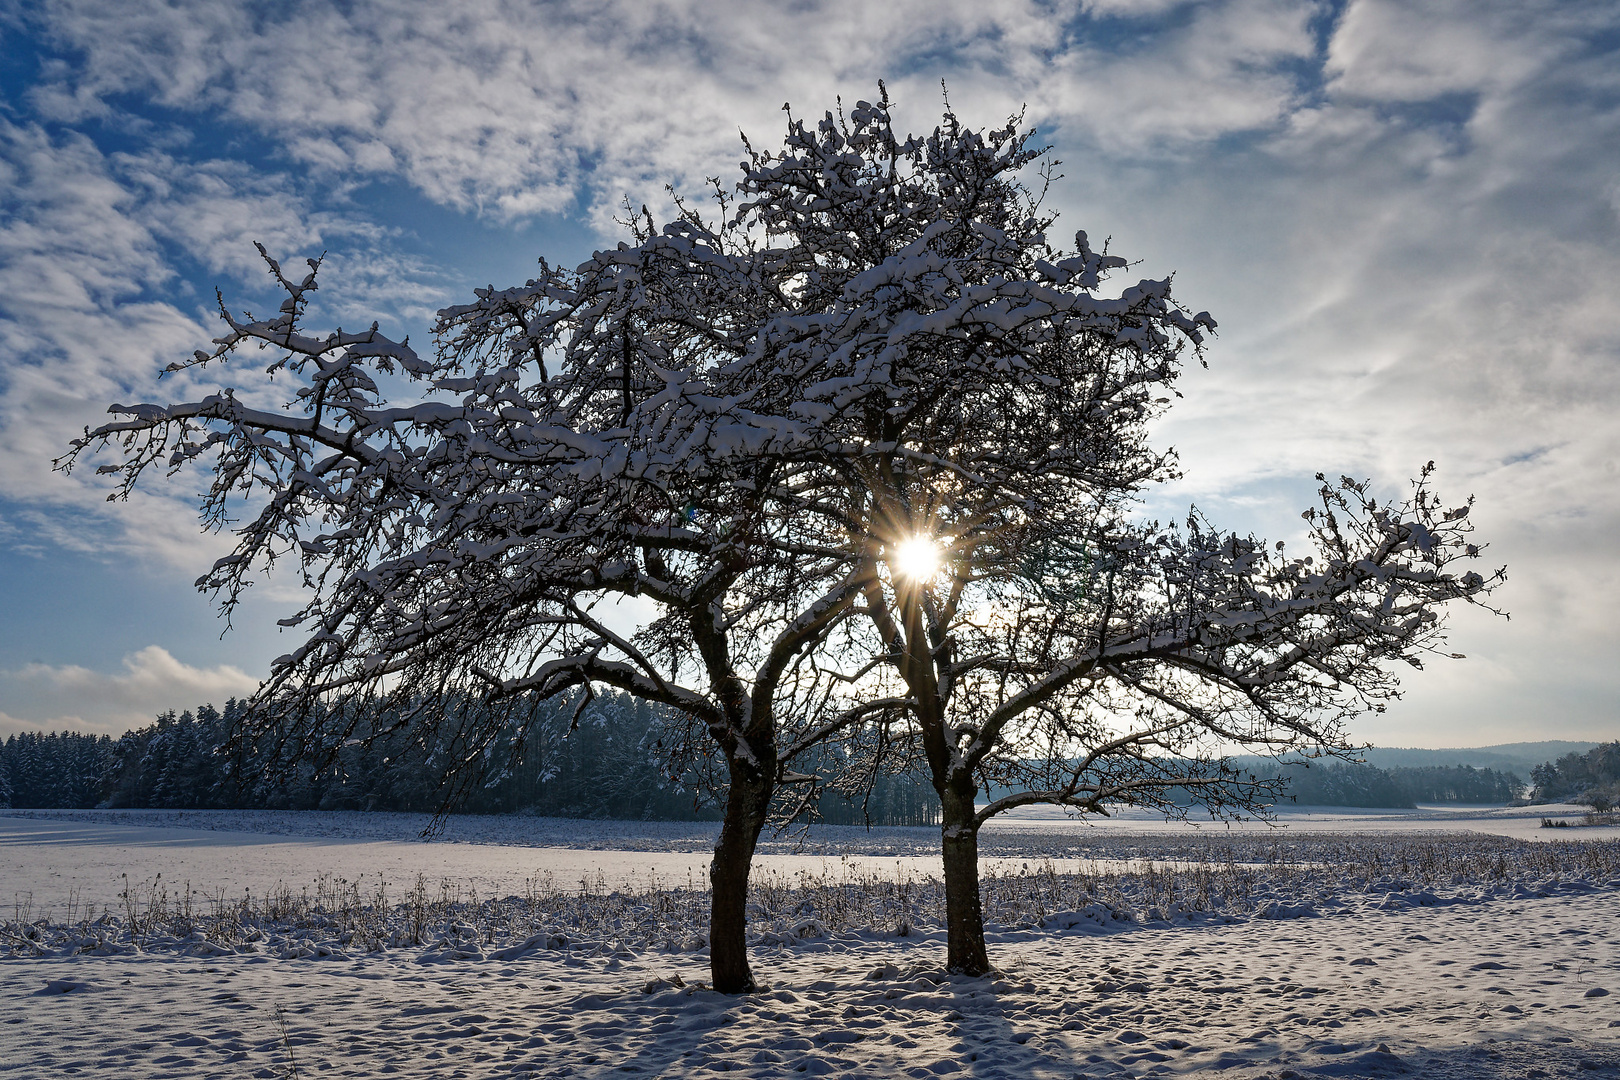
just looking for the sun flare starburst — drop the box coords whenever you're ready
[891,536,941,581]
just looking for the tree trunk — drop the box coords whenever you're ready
[709,752,773,993]
[940,786,990,975]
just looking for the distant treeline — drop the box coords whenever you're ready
[0,694,940,826]
[1259,760,1524,809]
[1530,742,1620,807]
[3,703,1546,818]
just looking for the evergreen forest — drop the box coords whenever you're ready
[0,696,1539,817]
[0,693,940,825]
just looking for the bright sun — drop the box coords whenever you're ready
[891,536,941,581]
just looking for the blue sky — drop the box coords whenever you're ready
[1,0,1616,747]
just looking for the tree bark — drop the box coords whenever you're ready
[708,750,773,994]
[940,785,990,975]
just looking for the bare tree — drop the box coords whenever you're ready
[845,467,1500,973]
[61,86,1500,989]
[61,232,871,992]
[680,92,1500,973]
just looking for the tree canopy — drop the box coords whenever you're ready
[64,86,1502,985]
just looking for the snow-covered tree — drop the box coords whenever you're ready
[63,86,1501,986]
[1531,742,1620,805]
[852,465,1501,973]
[0,731,114,808]
[663,93,1499,973]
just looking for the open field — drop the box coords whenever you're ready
[4,803,1616,916]
[2,809,1618,1079]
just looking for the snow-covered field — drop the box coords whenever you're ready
[9,799,1615,849]
[3,808,1618,1079]
[5,803,1613,915]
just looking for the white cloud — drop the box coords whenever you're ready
[1031,0,1316,152]
[2,0,1328,571]
[0,119,451,573]
[27,0,1317,225]
[1325,0,1580,102]
[0,646,260,738]
[1080,0,1195,15]
[1098,0,1620,743]
[0,122,219,562]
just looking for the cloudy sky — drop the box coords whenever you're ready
[0,0,1615,747]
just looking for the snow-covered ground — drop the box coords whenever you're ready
[3,885,1617,1078]
[2,808,1618,1078]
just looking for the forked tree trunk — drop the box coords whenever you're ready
[939,785,990,975]
[708,753,773,994]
